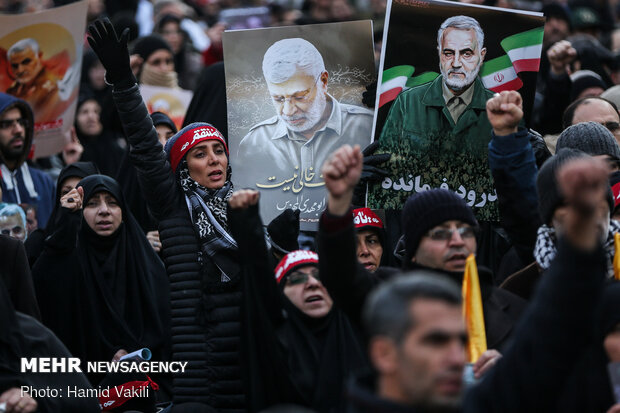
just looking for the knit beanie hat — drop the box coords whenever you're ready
[132,35,173,61]
[274,250,319,284]
[556,121,620,160]
[150,111,177,134]
[163,122,228,172]
[353,207,385,247]
[570,70,606,102]
[536,148,614,224]
[402,189,478,264]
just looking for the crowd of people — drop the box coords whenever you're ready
[3,0,620,412]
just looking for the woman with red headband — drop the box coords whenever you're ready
[88,19,243,412]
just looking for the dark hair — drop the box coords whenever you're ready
[363,272,462,344]
[562,96,620,129]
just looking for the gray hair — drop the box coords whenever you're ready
[0,203,26,228]
[8,38,40,58]
[437,15,484,53]
[262,38,326,84]
[363,272,462,344]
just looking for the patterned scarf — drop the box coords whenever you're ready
[534,220,620,277]
[177,159,237,264]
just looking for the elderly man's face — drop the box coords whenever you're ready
[9,47,43,85]
[0,214,26,242]
[439,28,486,94]
[267,71,328,133]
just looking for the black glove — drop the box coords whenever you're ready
[362,80,377,108]
[87,18,135,88]
[352,141,391,206]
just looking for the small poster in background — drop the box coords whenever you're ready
[139,85,193,131]
[219,7,272,30]
[0,0,88,158]
[223,21,375,230]
[369,0,544,222]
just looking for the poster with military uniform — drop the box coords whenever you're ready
[369,0,544,222]
[0,0,88,157]
[223,21,375,230]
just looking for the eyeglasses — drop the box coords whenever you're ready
[602,121,620,133]
[271,75,321,106]
[1,226,24,236]
[426,226,477,241]
[0,118,28,130]
[286,269,320,286]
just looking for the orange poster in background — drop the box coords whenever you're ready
[0,0,88,158]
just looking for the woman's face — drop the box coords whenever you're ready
[82,191,122,237]
[283,265,333,318]
[145,49,175,73]
[76,100,102,137]
[60,176,82,199]
[186,140,228,189]
[160,22,183,54]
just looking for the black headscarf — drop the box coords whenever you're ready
[557,281,620,412]
[24,162,99,267]
[33,175,170,385]
[0,277,101,411]
[182,62,228,141]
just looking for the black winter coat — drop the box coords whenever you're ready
[112,84,244,411]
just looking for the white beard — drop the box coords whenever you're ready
[278,91,327,133]
[441,60,482,93]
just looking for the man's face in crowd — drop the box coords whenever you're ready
[267,71,328,134]
[544,17,570,49]
[439,28,486,94]
[0,213,26,242]
[571,99,620,146]
[356,229,383,272]
[412,220,477,273]
[0,108,27,162]
[283,265,333,318]
[374,299,466,408]
[9,47,43,85]
[25,208,37,235]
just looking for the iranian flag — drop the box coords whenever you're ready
[480,55,523,92]
[378,65,439,107]
[501,27,544,73]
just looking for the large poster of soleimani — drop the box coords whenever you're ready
[369,0,544,222]
[223,21,375,230]
[0,0,88,157]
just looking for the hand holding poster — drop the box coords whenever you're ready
[223,21,375,230]
[370,0,544,222]
[0,0,88,158]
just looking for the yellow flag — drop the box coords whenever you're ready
[462,254,487,362]
[614,233,620,281]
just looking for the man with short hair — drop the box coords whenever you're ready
[6,38,62,122]
[562,97,620,145]
[0,93,54,227]
[236,37,373,194]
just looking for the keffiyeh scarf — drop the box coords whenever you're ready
[178,159,237,263]
[534,220,620,277]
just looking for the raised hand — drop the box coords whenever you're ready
[228,189,260,210]
[322,144,363,215]
[87,18,134,86]
[486,90,523,136]
[60,187,84,212]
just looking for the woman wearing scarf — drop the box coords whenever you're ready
[31,175,170,393]
[25,161,99,267]
[228,190,368,412]
[88,20,244,412]
[0,278,101,412]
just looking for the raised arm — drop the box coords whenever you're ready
[318,144,382,326]
[466,157,609,412]
[87,19,179,219]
